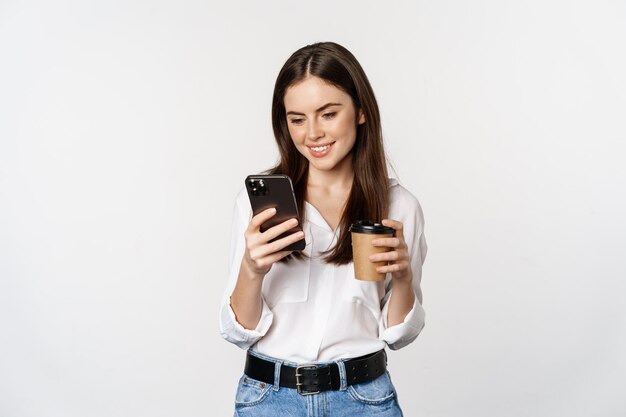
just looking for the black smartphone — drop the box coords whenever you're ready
[245,174,306,252]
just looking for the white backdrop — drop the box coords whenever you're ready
[1,1,625,416]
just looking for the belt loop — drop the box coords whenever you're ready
[336,359,348,391]
[273,360,282,391]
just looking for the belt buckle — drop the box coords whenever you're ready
[295,365,320,396]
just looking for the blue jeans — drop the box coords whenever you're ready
[233,350,404,417]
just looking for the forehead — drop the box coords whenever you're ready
[284,76,352,111]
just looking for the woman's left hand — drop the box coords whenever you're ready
[369,219,412,283]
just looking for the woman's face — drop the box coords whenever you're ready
[283,76,365,174]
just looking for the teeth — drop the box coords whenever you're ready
[311,145,330,152]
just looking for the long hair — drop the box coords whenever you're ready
[269,42,389,265]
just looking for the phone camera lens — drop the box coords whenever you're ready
[248,180,258,196]
[248,178,268,196]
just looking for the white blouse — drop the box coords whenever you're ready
[219,179,427,363]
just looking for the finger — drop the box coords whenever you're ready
[376,262,408,274]
[261,217,300,242]
[246,249,292,274]
[369,251,400,263]
[371,237,401,248]
[262,250,294,265]
[382,219,404,239]
[256,230,305,258]
[249,207,277,231]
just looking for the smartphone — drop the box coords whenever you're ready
[245,174,306,252]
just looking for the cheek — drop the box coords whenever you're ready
[334,115,357,135]
[335,120,357,141]
[287,125,305,143]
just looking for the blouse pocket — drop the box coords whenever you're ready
[341,263,386,318]
[261,251,311,308]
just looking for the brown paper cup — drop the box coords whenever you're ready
[350,220,395,282]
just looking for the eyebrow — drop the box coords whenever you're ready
[286,102,343,116]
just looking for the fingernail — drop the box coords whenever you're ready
[269,208,276,213]
[369,255,376,261]
[289,218,298,225]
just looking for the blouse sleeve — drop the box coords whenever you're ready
[378,192,427,350]
[218,190,274,349]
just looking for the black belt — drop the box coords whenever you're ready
[244,349,387,395]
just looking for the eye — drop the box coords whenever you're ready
[289,118,305,125]
[322,112,336,120]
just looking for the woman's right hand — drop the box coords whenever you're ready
[242,207,305,278]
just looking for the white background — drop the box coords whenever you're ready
[1,1,625,416]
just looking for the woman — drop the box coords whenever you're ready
[219,42,427,416]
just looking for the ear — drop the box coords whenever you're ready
[357,109,366,125]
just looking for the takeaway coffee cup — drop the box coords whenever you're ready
[349,220,395,281]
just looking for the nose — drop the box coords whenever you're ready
[307,120,324,141]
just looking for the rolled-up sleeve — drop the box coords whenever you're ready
[219,189,274,349]
[379,194,427,350]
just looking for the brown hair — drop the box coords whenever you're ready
[269,42,389,264]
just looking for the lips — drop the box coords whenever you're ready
[307,141,335,158]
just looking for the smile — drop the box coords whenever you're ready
[306,141,336,158]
